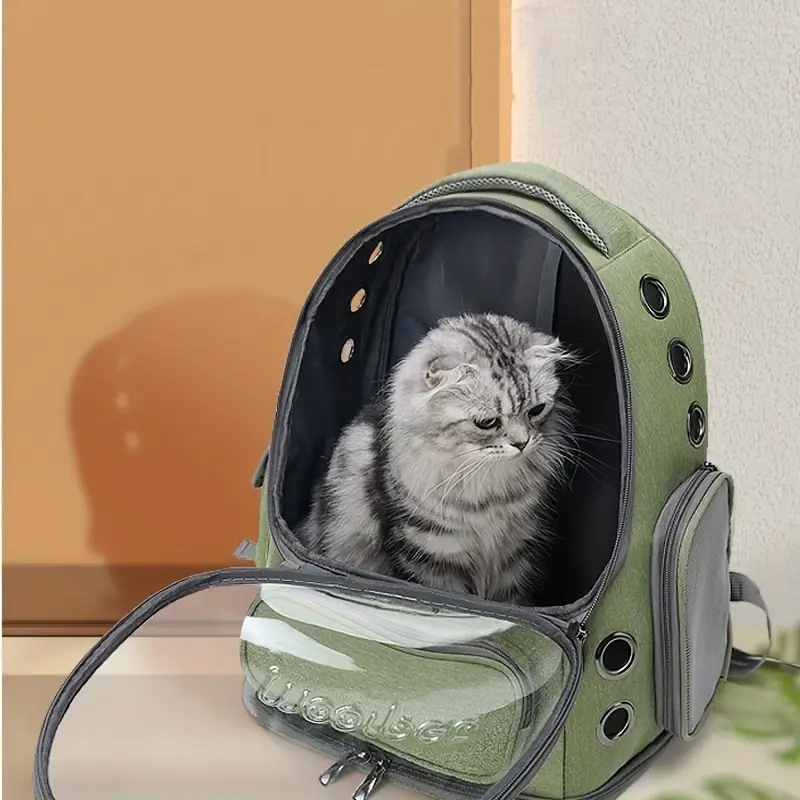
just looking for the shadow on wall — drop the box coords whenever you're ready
[68,291,298,610]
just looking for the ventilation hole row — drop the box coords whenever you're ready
[594,631,637,741]
[340,241,384,363]
[639,275,706,447]
[593,631,637,743]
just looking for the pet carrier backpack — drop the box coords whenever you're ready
[33,164,799,800]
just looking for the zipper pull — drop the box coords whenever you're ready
[352,758,388,800]
[568,620,588,644]
[318,750,371,786]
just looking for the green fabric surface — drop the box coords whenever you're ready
[414,163,647,260]
[558,234,708,797]
[240,598,568,786]
[520,732,566,799]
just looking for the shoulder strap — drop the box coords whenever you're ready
[727,570,800,679]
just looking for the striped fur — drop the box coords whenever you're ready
[296,313,576,605]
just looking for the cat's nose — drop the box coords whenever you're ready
[510,437,529,452]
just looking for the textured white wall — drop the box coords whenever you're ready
[512,0,800,626]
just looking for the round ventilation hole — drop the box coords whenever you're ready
[639,275,670,319]
[595,633,637,679]
[368,242,384,264]
[340,338,355,363]
[687,402,707,448]
[668,339,693,384]
[598,702,635,745]
[350,288,367,313]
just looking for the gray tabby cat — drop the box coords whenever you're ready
[296,313,577,604]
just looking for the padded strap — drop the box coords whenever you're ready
[728,571,800,679]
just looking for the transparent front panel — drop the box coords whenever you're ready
[46,578,572,799]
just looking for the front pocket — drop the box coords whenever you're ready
[33,569,580,800]
[240,583,578,794]
[652,464,734,740]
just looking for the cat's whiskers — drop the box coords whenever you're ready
[437,457,492,523]
[409,457,480,512]
[570,431,621,444]
[439,455,490,506]
[399,444,489,507]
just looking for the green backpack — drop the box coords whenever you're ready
[33,164,796,800]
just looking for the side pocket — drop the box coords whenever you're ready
[652,464,734,740]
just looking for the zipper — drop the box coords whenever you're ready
[354,758,389,800]
[319,749,372,786]
[659,462,718,732]
[264,620,586,800]
[318,750,389,800]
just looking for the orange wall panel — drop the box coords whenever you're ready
[3,0,486,626]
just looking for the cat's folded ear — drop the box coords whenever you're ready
[424,354,477,390]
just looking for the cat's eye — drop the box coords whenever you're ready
[528,403,547,419]
[474,417,501,431]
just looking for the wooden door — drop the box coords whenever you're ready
[3,0,511,633]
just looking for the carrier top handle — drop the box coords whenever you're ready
[400,163,646,261]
